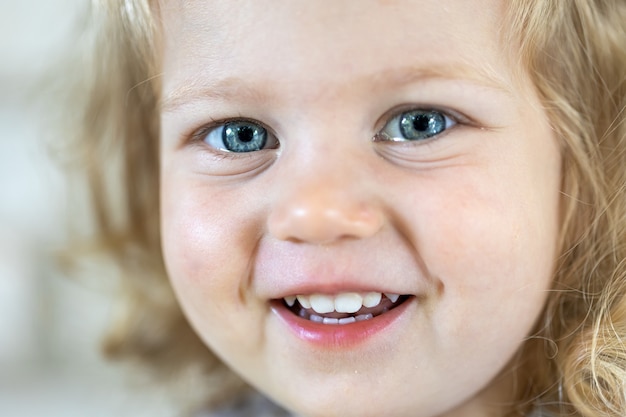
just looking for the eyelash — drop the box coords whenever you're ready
[190,106,467,154]
[373,106,462,144]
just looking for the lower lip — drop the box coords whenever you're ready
[270,297,413,348]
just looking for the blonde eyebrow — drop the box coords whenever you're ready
[370,64,512,94]
[161,76,269,113]
[161,64,512,113]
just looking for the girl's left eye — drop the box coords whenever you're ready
[376,109,456,142]
[202,120,278,153]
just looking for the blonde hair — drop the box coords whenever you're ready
[65,0,626,415]
[506,1,626,415]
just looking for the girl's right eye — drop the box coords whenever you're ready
[202,120,278,153]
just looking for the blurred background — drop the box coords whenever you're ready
[0,1,177,416]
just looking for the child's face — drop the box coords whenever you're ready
[159,1,561,416]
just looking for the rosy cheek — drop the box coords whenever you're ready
[161,183,218,285]
[161,181,258,296]
[408,171,538,295]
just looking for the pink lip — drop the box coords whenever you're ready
[270,297,413,348]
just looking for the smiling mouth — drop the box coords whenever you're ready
[282,292,411,325]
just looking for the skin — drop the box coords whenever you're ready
[159,1,562,416]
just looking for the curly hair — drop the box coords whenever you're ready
[505,1,626,415]
[64,1,626,415]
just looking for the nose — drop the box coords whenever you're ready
[267,164,384,245]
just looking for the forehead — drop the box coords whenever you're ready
[159,0,512,102]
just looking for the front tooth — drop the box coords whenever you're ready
[385,293,400,303]
[335,293,363,313]
[310,294,335,314]
[297,295,311,309]
[362,292,382,308]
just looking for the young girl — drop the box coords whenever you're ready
[65,1,626,416]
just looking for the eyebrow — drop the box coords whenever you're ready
[161,76,268,113]
[160,64,512,113]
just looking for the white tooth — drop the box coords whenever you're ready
[385,293,400,303]
[334,292,363,313]
[310,294,335,314]
[362,292,382,308]
[310,314,324,323]
[355,313,374,322]
[297,295,311,309]
[284,296,296,307]
[339,317,356,325]
[323,318,339,325]
[299,309,307,318]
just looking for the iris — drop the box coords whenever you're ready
[221,121,268,152]
[399,110,446,141]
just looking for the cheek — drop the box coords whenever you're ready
[398,162,559,335]
[409,178,554,279]
[160,178,261,322]
[159,176,275,367]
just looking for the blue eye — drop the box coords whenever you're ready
[377,109,456,142]
[203,120,277,153]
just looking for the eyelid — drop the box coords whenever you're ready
[379,104,477,127]
[373,105,475,142]
[189,116,268,142]
[189,117,279,153]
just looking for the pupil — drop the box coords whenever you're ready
[237,126,255,143]
[413,114,431,131]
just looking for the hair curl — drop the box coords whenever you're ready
[65,0,626,415]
